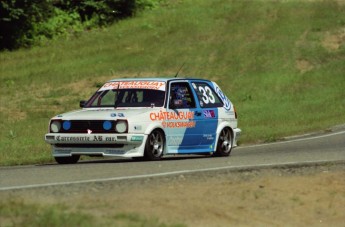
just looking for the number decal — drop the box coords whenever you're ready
[206,87,216,103]
[198,86,215,104]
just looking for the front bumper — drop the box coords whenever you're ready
[233,128,241,147]
[45,133,147,157]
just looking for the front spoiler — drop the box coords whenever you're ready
[45,133,147,158]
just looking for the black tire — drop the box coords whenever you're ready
[55,155,80,164]
[144,129,165,161]
[214,127,233,157]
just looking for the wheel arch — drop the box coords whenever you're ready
[214,122,234,152]
[144,124,167,155]
[144,122,166,136]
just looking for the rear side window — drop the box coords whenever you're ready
[192,82,223,108]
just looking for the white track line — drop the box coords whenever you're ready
[0,160,341,191]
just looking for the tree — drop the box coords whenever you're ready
[0,0,54,50]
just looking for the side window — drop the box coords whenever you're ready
[89,90,116,107]
[101,90,116,106]
[192,82,223,108]
[169,82,196,109]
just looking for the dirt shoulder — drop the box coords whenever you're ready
[1,162,345,226]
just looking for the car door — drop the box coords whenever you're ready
[165,81,204,153]
[191,81,224,150]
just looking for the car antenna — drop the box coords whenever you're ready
[174,62,186,78]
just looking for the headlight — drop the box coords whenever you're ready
[115,120,128,133]
[50,121,61,133]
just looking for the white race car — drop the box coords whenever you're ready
[45,78,241,164]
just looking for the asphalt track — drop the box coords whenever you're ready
[0,127,344,191]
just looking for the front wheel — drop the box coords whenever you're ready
[144,130,165,161]
[55,155,80,164]
[214,127,233,157]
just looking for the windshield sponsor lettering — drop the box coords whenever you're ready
[99,81,166,91]
[150,111,194,121]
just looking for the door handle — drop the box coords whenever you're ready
[195,111,202,116]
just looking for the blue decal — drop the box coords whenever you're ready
[103,121,112,130]
[63,121,71,130]
[213,83,231,111]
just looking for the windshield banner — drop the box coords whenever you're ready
[99,81,166,91]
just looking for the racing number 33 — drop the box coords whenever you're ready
[198,86,216,104]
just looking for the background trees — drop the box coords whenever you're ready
[0,0,158,50]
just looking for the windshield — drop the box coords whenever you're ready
[85,81,166,108]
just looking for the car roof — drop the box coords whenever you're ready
[107,77,212,83]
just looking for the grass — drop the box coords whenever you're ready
[0,199,183,227]
[1,0,345,165]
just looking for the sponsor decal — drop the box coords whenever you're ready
[110,113,124,117]
[131,136,144,141]
[203,110,215,118]
[162,121,196,128]
[203,134,215,140]
[55,135,117,142]
[150,111,194,121]
[99,81,166,91]
[167,136,184,146]
[213,83,231,111]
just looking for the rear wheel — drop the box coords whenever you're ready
[214,127,233,156]
[144,129,165,161]
[55,155,80,164]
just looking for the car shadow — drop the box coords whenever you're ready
[79,154,213,164]
[38,154,213,166]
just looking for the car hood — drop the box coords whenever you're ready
[53,108,154,120]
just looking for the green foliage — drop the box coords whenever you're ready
[32,8,84,44]
[0,199,94,226]
[0,0,55,49]
[0,0,162,50]
[0,199,184,227]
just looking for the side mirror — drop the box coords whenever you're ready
[79,100,86,108]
